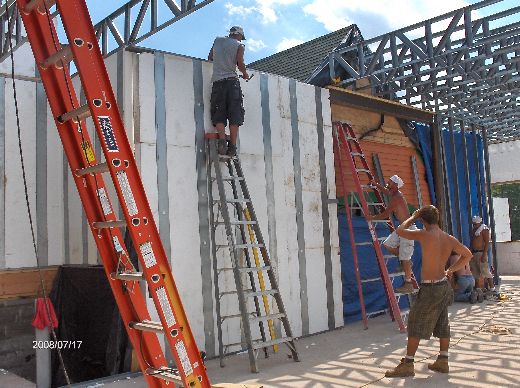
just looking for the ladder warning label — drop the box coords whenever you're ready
[175,341,193,377]
[116,171,138,216]
[156,287,176,327]
[112,236,124,253]
[140,241,157,268]
[97,188,113,215]
[98,116,119,152]
[81,141,96,164]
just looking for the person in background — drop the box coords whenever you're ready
[368,175,416,294]
[208,26,249,157]
[470,215,495,296]
[448,251,481,304]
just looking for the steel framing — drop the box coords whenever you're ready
[316,0,520,142]
[0,0,214,61]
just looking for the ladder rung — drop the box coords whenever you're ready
[351,152,364,157]
[146,368,182,384]
[129,320,164,333]
[367,309,387,317]
[218,265,271,273]
[23,0,55,14]
[383,254,396,259]
[112,272,145,281]
[235,243,264,249]
[250,312,285,323]
[356,168,371,173]
[41,45,73,69]
[216,220,257,225]
[220,313,244,320]
[58,103,91,123]
[395,289,419,297]
[92,220,126,229]
[219,289,252,297]
[361,272,405,283]
[244,289,278,298]
[76,162,109,176]
[366,202,385,206]
[252,336,293,350]
[370,219,392,223]
[214,198,251,203]
[211,176,244,181]
[355,238,385,246]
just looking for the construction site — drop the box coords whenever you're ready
[0,0,519,387]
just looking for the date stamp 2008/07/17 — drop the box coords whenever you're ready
[33,340,82,349]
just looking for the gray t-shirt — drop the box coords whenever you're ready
[211,36,244,83]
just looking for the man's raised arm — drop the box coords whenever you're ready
[396,209,423,240]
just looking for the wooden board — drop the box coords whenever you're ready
[0,267,59,299]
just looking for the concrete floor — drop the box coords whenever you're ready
[5,276,520,388]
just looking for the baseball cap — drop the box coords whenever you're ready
[389,175,404,189]
[472,215,483,223]
[229,26,246,40]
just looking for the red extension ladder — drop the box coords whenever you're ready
[17,0,209,386]
[333,122,418,332]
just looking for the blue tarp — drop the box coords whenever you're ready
[339,123,490,323]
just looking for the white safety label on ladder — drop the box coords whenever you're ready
[139,241,157,268]
[112,236,124,253]
[156,287,176,327]
[97,188,113,215]
[175,341,193,377]
[116,171,138,216]
[98,116,119,152]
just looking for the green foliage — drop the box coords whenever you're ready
[492,183,520,241]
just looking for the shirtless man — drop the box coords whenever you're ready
[470,215,494,293]
[367,175,415,294]
[385,205,472,377]
[448,252,482,303]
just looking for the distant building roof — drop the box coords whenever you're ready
[249,25,361,83]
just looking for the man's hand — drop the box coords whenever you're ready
[241,71,250,80]
[411,208,421,220]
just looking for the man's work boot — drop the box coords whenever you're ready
[428,357,449,373]
[226,143,237,157]
[469,289,478,304]
[476,288,484,303]
[385,358,415,378]
[395,281,414,294]
[218,139,227,155]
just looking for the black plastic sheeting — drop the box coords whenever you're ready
[50,265,131,387]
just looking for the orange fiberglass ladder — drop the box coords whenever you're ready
[17,0,209,386]
[333,122,418,333]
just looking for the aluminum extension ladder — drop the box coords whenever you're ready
[206,134,299,373]
[333,122,418,333]
[17,0,209,386]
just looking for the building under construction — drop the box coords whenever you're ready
[0,0,519,387]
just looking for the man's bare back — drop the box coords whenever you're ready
[397,206,472,281]
[368,178,410,223]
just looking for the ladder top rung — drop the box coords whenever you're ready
[112,272,145,281]
[252,336,293,350]
[250,312,285,323]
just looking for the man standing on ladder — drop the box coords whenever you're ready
[367,175,416,294]
[208,26,250,157]
[385,205,472,377]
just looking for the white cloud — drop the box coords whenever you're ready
[247,38,267,52]
[276,37,305,52]
[303,0,472,34]
[225,0,301,24]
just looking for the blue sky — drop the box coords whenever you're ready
[85,0,519,63]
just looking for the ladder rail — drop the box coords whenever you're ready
[16,3,167,387]
[333,127,368,329]
[336,122,406,332]
[211,147,259,373]
[232,158,300,362]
